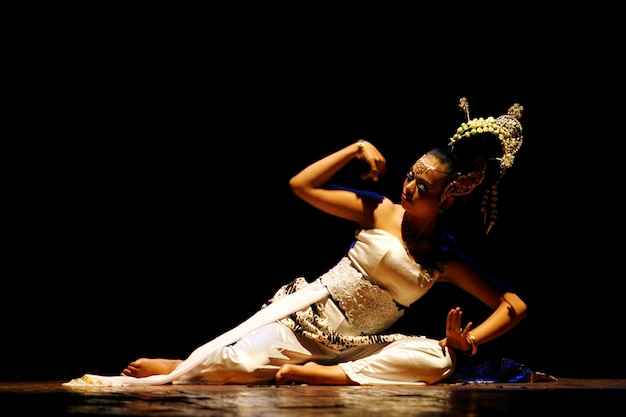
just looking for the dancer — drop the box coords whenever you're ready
[65,98,526,386]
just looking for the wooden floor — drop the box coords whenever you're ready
[1,379,625,416]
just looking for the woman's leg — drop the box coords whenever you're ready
[275,362,356,385]
[122,322,338,385]
[276,337,455,386]
[122,359,182,377]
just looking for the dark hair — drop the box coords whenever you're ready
[430,132,508,239]
[432,132,505,199]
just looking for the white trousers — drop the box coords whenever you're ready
[65,280,454,387]
[180,321,456,386]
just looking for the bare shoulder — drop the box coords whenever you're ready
[372,200,403,231]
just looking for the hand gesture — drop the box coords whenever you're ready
[438,307,474,354]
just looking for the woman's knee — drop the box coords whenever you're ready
[389,338,456,383]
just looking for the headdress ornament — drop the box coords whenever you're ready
[448,97,524,178]
[446,97,524,234]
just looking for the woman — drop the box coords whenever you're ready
[65,98,527,387]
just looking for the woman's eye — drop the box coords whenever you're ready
[408,169,429,193]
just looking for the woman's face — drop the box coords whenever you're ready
[401,153,449,214]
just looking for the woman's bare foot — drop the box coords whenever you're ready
[275,362,356,385]
[121,358,183,378]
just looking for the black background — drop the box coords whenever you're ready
[3,9,623,382]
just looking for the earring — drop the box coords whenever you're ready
[481,180,500,234]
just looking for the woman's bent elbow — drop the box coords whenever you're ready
[504,292,528,321]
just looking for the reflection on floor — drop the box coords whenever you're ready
[1,379,625,416]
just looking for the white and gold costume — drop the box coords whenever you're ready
[65,229,455,387]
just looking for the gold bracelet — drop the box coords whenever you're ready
[356,139,365,160]
[464,333,478,357]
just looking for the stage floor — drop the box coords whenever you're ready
[2,379,625,416]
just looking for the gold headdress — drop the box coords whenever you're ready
[447,97,524,234]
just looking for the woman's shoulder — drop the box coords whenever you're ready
[371,200,403,231]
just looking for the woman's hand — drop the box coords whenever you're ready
[357,140,386,182]
[438,307,474,354]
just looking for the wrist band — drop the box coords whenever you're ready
[464,333,478,357]
[356,140,365,160]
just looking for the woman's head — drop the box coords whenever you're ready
[413,98,524,234]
